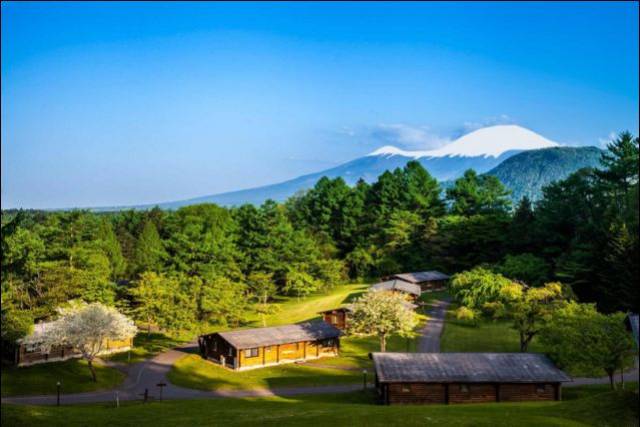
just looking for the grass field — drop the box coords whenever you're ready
[2,384,637,427]
[251,283,369,327]
[1,359,124,397]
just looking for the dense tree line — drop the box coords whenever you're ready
[1,132,637,342]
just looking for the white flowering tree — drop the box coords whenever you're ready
[26,301,137,382]
[348,291,418,352]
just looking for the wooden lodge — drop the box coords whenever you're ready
[198,321,341,371]
[370,280,422,300]
[9,322,133,367]
[384,271,450,292]
[371,352,571,405]
[319,301,418,330]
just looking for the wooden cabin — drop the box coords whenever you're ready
[371,352,571,405]
[319,301,418,330]
[385,271,450,292]
[198,321,341,371]
[370,280,421,301]
[10,322,133,367]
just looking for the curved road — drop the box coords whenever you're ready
[1,343,367,406]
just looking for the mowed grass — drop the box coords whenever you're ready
[1,359,124,397]
[440,305,544,353]
[2,385,637,427]
[254,283,370,327]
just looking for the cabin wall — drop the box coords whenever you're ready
[381,382,560,405]
[499,383,558,402]
[321,310,348,330]
[387,383,446,404]
[448,383,497,404]
[419,280,448,292]
[200,334,340,370]
[15,337,133,367]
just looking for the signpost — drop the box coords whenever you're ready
[156,382,167,401]
[56,381,61,406]
[362,369,367,390]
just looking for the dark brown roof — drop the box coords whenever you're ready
[371,352,571,383]
[371,280,421,296]
[211,321,341,349]
[392,271,450,284]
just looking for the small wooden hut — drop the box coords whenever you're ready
[371,352,571,405]
[370,280,421,300]
[385,271,450,292]
[319,301,418,330]
[198,321,341,370]
[9,321,133,367]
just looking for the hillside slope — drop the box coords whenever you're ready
[486,146,602,201]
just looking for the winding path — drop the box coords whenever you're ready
[1,342,367,406]
[417,297,451,352]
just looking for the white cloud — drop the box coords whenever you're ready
[598,131,617,148]
[369,124,449,150]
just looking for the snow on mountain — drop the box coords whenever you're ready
[368,125,559,159]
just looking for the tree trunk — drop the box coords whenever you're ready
[620,367,624,389]
[380,334,387,352]
[607,370,615,390]
[87,358,97,382]
[519,332,527,352]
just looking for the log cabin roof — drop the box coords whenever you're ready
[391,271,450,284]
[211,321,341,350]
[371,352,571,383]
[370,280,421,297]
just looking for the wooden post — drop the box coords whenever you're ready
[303,341,307,359]
[262,346,266,366]
[276,345,280,363]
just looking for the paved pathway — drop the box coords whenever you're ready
[1,342,370,406]
[417,297,451,352]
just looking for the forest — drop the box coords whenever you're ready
[1,132,638,343]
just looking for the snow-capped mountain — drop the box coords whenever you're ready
[91,125,599,210]
[368,125,559,158]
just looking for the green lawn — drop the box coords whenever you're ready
[1,359,124,397]
[2,385,637,427]
[252,283,369,327]
[441,305,545,353]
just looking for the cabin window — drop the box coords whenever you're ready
[228,347,233,357]
[460,384,469,393]
[536,384,546,394]
[212,341,217,351]
[401,384,411,393]
[322,339,334,347]
[244,348,259,358]
[25,343,40,354]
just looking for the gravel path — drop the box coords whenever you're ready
[417,297,451,352]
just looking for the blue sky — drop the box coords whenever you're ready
[2,2,638,208]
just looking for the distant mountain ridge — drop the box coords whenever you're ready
[485,146,602,201]
[89,126,602,210]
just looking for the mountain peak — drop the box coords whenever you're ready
[368,125,559,159]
